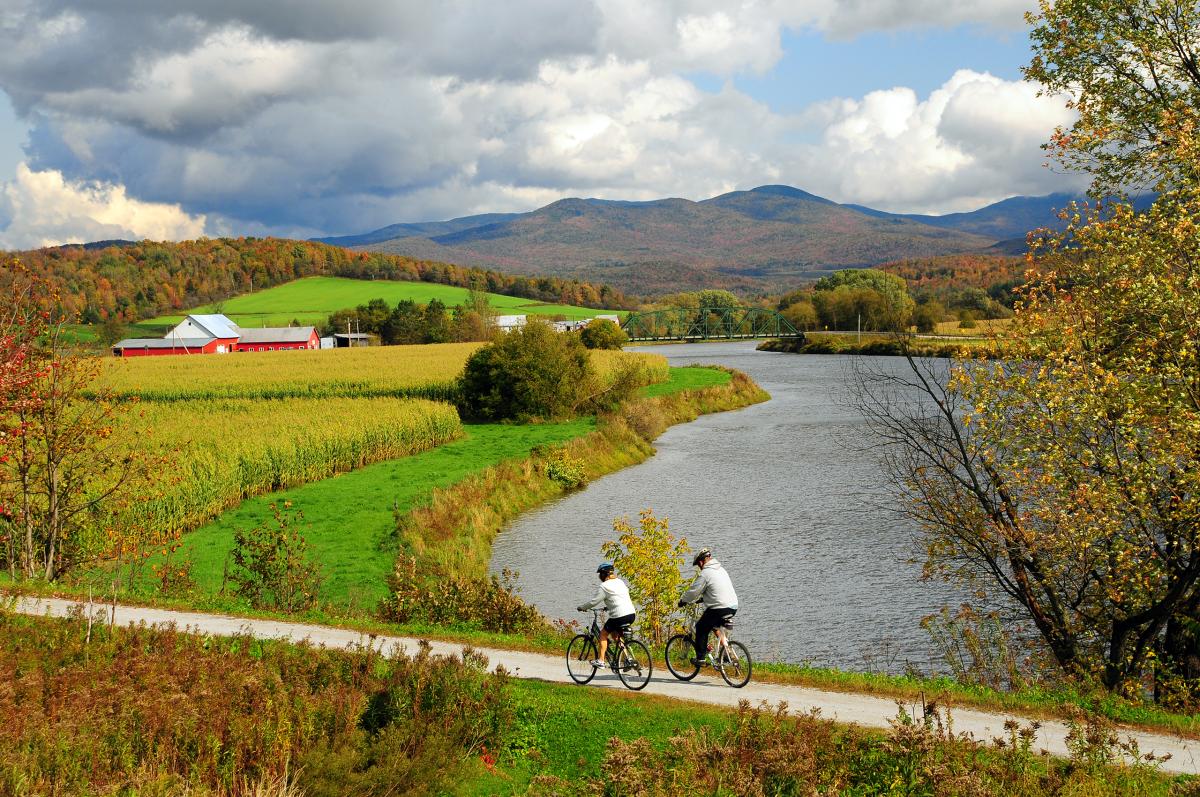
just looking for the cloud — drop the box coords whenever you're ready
[0,162,208,249]
[0,1,1064,241]
[804,69,1082,212]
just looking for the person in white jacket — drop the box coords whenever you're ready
[577,562,636,668]
[678,547,739,666]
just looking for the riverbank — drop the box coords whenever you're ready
[758,332,991,357]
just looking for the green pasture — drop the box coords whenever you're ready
[169,420,595,611]
[121,365,716,611]
[145,276,625,327]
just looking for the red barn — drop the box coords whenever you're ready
[237,326,320,352]
[111,314,318,357]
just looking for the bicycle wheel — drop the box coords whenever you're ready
[664,634,700,681]
[615,639,652,691]
[717,640,752,688]
[566,634,598,684]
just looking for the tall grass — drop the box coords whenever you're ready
[116,397,462,536]
[96,342,482,401]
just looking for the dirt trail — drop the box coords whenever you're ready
[12,595,1199,776]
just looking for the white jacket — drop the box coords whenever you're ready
[579,577,636,617]
[680,559,738,610]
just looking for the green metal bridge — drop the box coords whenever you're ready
[620,307,804,342]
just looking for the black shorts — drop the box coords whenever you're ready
[604,613,635,633]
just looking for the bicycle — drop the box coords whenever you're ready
[566,609,653,690]
[664,613,752,688]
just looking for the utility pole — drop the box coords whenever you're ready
[857,312,861,343]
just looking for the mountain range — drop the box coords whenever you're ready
[316,186,1092,293]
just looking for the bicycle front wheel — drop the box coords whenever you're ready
[664,634,700,681]
[717,640,752,688]
[615,639,652,691]
[566,634,598,684]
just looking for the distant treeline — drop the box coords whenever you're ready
[6,237,634,323]
[324,295,493,344]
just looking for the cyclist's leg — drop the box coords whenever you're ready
[597,628,610,662]
[694,608,720,660]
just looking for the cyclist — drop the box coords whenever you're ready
[577,562,636,668]
[678,547,738,666]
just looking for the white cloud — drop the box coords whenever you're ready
[0,0,1066,241]
[0,162,208,249]
[802,70,1081,212]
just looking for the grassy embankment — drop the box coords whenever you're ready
[2,611,1186,797]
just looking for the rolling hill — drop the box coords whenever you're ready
[144,276,623,329]
[317,186,1086,292]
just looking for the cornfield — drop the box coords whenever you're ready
[591,349,670,385]
[114,397,462,536]
[96,342,483,401]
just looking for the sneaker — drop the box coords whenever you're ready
[590,659,606,668]
[691,656,707,667]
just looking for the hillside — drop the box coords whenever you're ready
[145,275,624,328]
[318,185,1090,293]
[6,237,632,325]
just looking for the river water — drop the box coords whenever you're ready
[489,342,963,672]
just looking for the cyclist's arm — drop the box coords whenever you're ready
[678,572,707,606]
[577,585,606,612]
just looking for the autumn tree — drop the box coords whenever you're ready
[0,263,147,581]
[1025,0,1200,193]
[602,509,691,647]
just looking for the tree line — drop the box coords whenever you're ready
[2,237,633,325]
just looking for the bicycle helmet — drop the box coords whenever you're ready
[692,547,712,567]
[597,562,615,575]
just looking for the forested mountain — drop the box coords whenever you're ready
[7,238,632,323]
[319,185,1084,292]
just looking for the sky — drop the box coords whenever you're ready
[0,0,1084,249]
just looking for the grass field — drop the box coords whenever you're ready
[143,276,626,328]
[155,420,596,610]
[112,364,711,611]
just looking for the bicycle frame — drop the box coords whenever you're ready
[585,609,629,661]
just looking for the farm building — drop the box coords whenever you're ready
[112,314,319,357]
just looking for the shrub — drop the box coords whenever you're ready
[602,509,691,647]
[543,447,588,490]
[381,555,547,634]
[457,320,593,421]
[0,614,513,796]
[228,502,324,612]
[580,318,628,349]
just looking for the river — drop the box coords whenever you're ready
[489,341,963,672]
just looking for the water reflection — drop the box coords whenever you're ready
[489,342,963,672]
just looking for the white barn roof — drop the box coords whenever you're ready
[114,337,210,349]
[184,314,240,339]
[238,327,316,344]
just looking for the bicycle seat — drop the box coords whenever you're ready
[720,617,734,629]
[618,624,635,638]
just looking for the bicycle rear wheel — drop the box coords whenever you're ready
[664,634,700,681]
[615,639,652,690]
[566,634,598,684]
[717,640,752,688]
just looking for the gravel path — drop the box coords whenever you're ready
[12,595,1199,776]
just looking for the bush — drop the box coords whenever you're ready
[602,509,691,647]
[381,555,547,634]
[228,502,324,612]
[457,320,593,421]
[580,318,628,349]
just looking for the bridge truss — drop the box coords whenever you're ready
[621,307,803,342]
